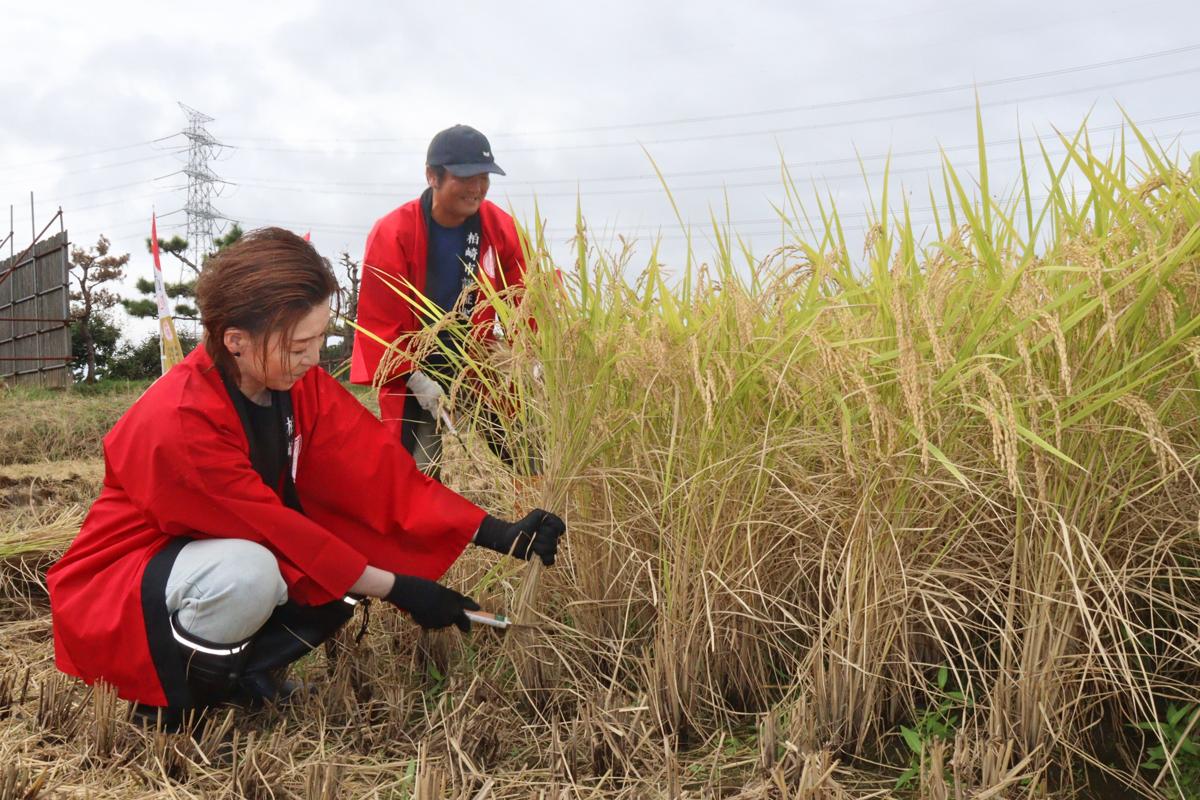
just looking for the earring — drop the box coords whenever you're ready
[233,352,242,358]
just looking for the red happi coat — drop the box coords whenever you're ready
[349,198,527,395]
[46,347,486,706]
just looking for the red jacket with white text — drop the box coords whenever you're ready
[349,197,527,392]
[46,347,485,706]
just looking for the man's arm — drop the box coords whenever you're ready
[350,219,418,385]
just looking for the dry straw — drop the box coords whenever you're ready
[1,112,1198,797]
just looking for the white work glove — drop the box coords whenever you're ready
[406,369,445,414]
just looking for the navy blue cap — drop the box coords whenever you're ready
[426,124,506,177]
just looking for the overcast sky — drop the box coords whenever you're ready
[2,0,1199,342]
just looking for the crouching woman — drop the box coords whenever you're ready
[46,227,564,727]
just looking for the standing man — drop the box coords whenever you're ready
[350,124,529,477]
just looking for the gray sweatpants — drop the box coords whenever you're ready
[164,539,289,644]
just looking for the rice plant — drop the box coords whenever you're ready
[0,110,1195,798]
[401,111,1200,796]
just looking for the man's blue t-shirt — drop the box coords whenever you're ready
[425,218,469,316]
[422,218,473,382]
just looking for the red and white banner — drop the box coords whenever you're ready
[151,214,185,374]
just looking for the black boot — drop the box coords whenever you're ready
[131,615,253,732]
[234,597,358,708]
[171,611,253,708]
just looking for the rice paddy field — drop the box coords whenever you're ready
[1,117,1199,798]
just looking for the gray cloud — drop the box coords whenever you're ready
[1,0,1198,344]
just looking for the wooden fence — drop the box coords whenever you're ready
[0,229,71,387]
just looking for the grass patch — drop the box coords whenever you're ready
[0,381,150,464]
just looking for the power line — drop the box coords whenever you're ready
[3,151,184,186]
[501,66,1200,153]
[500,44,1200,137]
[225,213,927,246]
[223,65,1200,158]
[65,191,182,216]
[58,151,181,178]
[21,112,1197,250]
[30,118,1200,247]
[221,124,1200,201]
[0,133,180,172]
[54,178,162,201]
[218,178,1062,241]
[8,172,181,205]
[221,112,1200,190]
[73,211,186,236]
[222,42,1200,144]
[219,116,1194,238]
[6,172,186,204]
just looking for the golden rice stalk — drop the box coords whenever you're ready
[843,355,889,460]
[1115,394,1178,481]
[1185,337,1200,373]
[978,367,1021,495]
[1150,288,1178,341]
[917,285,952,374]
[862,223,884,258]
[1040,310,1073,396]
[1013,326,1037,397]
[689,337,716,430]
[1088,256,1118,349]
[1135,174,1168,198]
[0,505,84,560]
[890,263,929,470]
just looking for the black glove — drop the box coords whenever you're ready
[474,509,567,566]
[385,574,480,632]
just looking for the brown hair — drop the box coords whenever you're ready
[195,227,338,380]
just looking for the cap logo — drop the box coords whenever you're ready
[482,151,491,157]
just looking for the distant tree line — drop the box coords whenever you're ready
[68,225,360,383]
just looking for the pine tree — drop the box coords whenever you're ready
[124,224,245,321]
[69,236,130,383]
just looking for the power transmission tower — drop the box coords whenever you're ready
[178,102,225,271]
